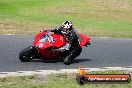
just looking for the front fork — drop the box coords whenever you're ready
[30,46,40,59]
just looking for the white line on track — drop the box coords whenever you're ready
[100,37,108,38]
[2,34,14,35]
[0,66,132,78]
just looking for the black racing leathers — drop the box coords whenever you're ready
[51,27,80,50]
[51,27,81,62]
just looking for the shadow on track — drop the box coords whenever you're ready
[31,59,62,63]
[74,58,92,63]
[30,58,92,64]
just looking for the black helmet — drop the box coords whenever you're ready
[62,20,73,30]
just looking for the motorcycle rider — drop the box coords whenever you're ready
[51,21,82,64]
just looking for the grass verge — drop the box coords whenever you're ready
[0,70,132,88]
[0,0,132,37]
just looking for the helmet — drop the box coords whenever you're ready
[62,21,73,30]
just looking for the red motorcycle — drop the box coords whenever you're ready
[19,30,91,65]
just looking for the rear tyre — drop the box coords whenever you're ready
[63,56,72,65]
[63,48,82,65]
[19,46,38,62]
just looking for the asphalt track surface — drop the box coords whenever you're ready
[0,35,132,72]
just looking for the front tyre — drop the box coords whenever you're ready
[19,46,37,62]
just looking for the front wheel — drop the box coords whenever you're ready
[19,46,38,62]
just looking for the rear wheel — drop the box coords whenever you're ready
[19,46,38,62]
[63,47,82,65]
[63,56,72,65]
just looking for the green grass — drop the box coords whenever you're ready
[0,70,132,88]
[0,0,132,37]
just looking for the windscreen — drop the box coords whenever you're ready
[39,34,53,43]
